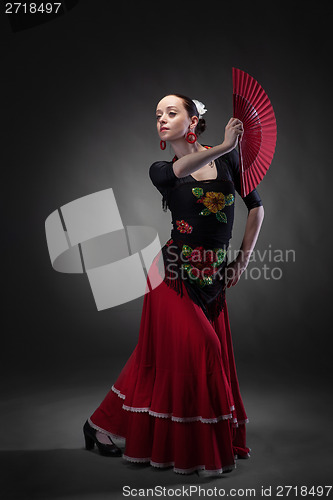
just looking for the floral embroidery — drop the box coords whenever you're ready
[182,244,193,257]
[166,238,174,247]
[202,191,225,213]
[176,220,193,234]
[181,244,227,287]
[192,188,234,223]
[192,187,204,198]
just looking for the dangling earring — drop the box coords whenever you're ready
[185,130,197,144]
[160,140,166,150]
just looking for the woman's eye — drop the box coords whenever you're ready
[156,112,176,120]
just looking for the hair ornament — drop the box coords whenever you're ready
[192,99,207,119]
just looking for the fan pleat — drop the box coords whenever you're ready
[241,140,260,166]
[233,68,277,197]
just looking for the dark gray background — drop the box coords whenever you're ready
[1,1,332,499]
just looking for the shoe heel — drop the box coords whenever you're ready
[84,432,95,450]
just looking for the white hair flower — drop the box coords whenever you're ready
[192,99,207,119]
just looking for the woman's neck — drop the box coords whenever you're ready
[170,139,206,159]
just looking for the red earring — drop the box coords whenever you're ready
[185,131,197,144]
[160,140,166,150]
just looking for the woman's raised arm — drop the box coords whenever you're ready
[173,118,244,178]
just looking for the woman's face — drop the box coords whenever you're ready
[156,95,197,143]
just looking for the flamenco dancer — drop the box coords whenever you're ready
[83,94,264,475]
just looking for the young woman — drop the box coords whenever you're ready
[83,94,264,475]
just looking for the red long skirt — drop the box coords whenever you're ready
[89,249,250,475]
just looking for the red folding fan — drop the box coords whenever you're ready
[232,67,277,197]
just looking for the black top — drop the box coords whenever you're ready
[148,148,263,321]
[149,148,262,247]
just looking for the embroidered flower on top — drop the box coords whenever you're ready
[192,188,234,223]
[176,220,193,234]
[181,244,227,287]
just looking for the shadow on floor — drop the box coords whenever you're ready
[1,380,332,499]
[1,424,331,500]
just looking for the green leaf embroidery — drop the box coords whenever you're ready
[215,249,227,264]
[216,211,227,223]
[202,276,213,285]
[182,244,193,257]
[199,207,211,216]
[181,263,192,272]
[192,187,204,198]
[225,194,235,206]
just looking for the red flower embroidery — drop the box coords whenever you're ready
[188,247,218,277]
[176,220,193,234]
[181,244,227,286]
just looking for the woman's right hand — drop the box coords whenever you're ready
[223,118,244,151]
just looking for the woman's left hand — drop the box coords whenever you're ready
[224,255,249,288]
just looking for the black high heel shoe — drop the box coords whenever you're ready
[83,420,122,457]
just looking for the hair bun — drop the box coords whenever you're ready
[196,118,206,136]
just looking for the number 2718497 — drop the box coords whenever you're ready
[5,3,62,14]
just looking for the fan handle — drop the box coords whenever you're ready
[238,138,246,198]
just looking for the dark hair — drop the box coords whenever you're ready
[170,93,206,136]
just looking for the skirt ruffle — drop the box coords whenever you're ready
[89,248,250,475]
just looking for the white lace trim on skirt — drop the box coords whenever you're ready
[112,385,246,425]
[123,454,236,475]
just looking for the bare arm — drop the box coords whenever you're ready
[173,118,244,178]
[225,205,265,288]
